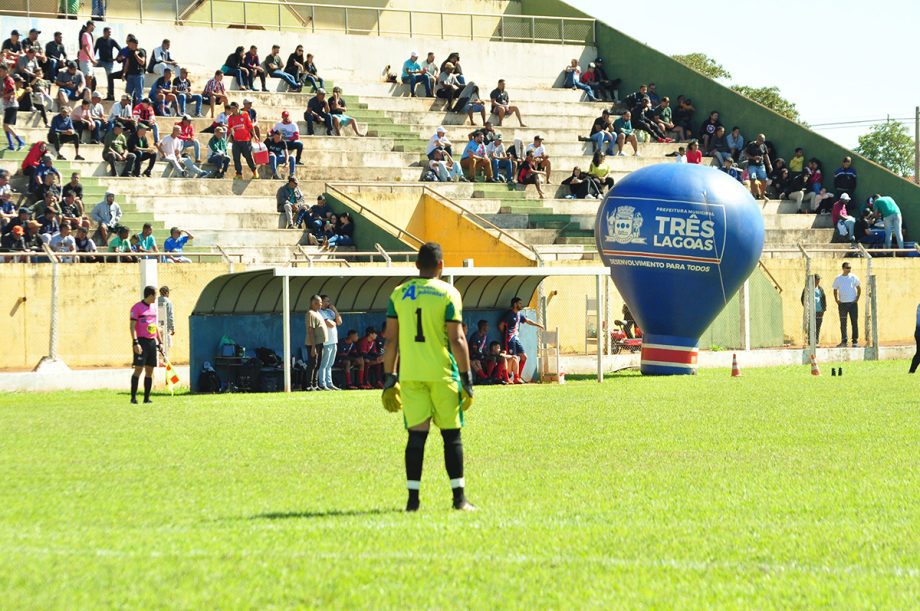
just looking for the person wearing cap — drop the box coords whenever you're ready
[832,262,861,347]
[93,26,120,101]
[265,131,294,180]
[832,156,857,199]
[243,45,268,92]
[0,223,30,256]
[401,51,431,97]
[264,44,300,91]
[425,126,452,160]
[830,192,854,242]
[108,93,137,133]
[159,124,210,178]
[868,194,904,250]
[206,126,231,179]
[132,97,160,144]
[0,64,26,151]
[201,70,229,119]
[486,133,515,184]
[273,111,303,165]
[23,28,45,61]
[524,135,552,183]
[305,88,334,136]
[171,68,203,118]
[563,59,594,99]
[460,131,495,183]
[126,124,157,177]
[2,206,32,239]
[1,30,23,57]
[150,67,180,116]
[103,124,136,177]
[276,178,305,229]
[164,227,194,263]
[592,57,621,102]
[54,61,88,109]
[176,114,200,163]
[435,62,462,108]
[43,32,67,82]
[89,191,122,246]
[48,105,83,160]
[122,35,147,106]
[227,102,258,179]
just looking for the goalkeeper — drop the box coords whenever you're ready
[382,242,476,512]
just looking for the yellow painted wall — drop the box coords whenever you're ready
[0,264,237,370]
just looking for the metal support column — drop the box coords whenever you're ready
[596,273,603,383]
[739,279,751,352]
[282,274,292,392]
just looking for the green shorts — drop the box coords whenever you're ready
[402,377,464,430]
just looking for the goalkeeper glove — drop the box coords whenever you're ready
[459,371,474,411]
[381,373,402,413]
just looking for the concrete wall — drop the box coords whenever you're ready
[0,263,235,370]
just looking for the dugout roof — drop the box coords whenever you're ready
[191,267,606,315]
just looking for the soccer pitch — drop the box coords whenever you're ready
[1,362,917,608]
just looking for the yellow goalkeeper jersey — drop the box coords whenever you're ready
[387,278,463,382]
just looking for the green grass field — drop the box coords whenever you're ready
[1,361,918,608]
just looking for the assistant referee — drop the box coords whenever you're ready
[130,286,161,404]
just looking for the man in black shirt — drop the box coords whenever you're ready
[304,89,333,136]
[127,124,157,177]
[44,32,67,81]
[1,30,23,56]
[61,172,83,206]
[591,58,621,102]
[488,79,526,127]
[94,27,121,101]
[589,109,616,155]
[122,35,147,106]
[23,29,45,61]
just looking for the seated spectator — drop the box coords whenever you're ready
[300,194,331,234]
[244,46,268,92]
[460,131,494,182]
[25,67,52,127]
[486,133,515,184]
[561,166,599,199]
[201,103,230,134]
[685,140,702,164]
[674,96,696,139]
[427,146,464,183]
[743,133,772,200]
[802,159,830,213]
[612,111,639,156]
[467,320,490,382]
[727,126,744,161]
[302,53,323,92]
[89,191,121,246]
[164,227,194,263]
[74,225,97,261]
[401,51,431,97]
[127,124,158,177]
[2,207,32,241]
[37,203,61,237]
[322,212,355,251]
[591,57,620,102]
[276,177,304,229]
[0,190,16,231]
[590,109,617,156]
[706,126,733,166]
[59,191,86,229]
[579,63,603,102]
[201,71,229,118]
[358,327,384,388]
[176,114,200,163]
[525,135,552,183]
[854,208,884,245]
[150,39,180,77]
[489,80,526,127]
[421,52,438,96]
[653,97,684,141]
[833,156,857,198]
[107,225,135,262]
[273,111,303,165]
[54,61,88,109]
[108,93,137,133]
[221,46,249,91]
[284,45,308,87]
[563,59,597,101]
[158,125,209,178]
[335,329,364,389]
[699,111,721,151]
[646,82,661,105]
[767,158,789,198]
[132,97,160,143]
[48,106,83,160]
[329,87,364,137]
[625,84,648,108]
[149,67,179,116]
[435,63,462,109]
[61,171,83,206]
[102,124,136,177]
[135,223,158,257]
[831,193,856,242]
[517,149,546,199]
[426,126,452,160]
[588,151,614,194]
[265,131,294,180]
[27,155,61,204]
[264,45,300,91]
[719,157,743,183]
[464,92,488,126]
[788,147,806,180]
[440,52,466,86]
[205,126,231,179]
[483,341,513,385]
[71,99,98,144]
[304,89,333,136]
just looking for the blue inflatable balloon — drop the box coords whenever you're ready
[596,163,764,375]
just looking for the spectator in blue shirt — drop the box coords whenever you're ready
[727,127,744,161]
[401,51,431,97]
[832,156,857,198]
[48,106,83,160]
[460,132,494,182]
[164,226,193,263]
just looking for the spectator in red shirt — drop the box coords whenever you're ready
[132,97,159,143]
[226,101,257,179]
[358,326,384,389]
[685,139,702,164]
[176,114,199,163]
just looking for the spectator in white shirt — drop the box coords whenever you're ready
[273,111,303,165]
[524,135,552,183]
[426,126,452,160]
[428,146,464,182]
[158,125,209,178]
[108,93,136,133]
[48,222,76,262]
[486,133,515,184]
[831,261,861,347]
[151,39,180,77]
[421,51,438,95]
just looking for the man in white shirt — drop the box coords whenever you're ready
[108,93,136,132]
[151,39,181,77]
[486,133,515,184]
[524,135,552,183]
[48,222,76,262]
[831,261,861,347]
[272,111,303,165]
[421,51,438,94]
[426,126,451,160]
[158,125,209,178]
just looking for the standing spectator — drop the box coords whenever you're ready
[89,191,121,246]
[685,140,702,164]
[489,80,526,127]
[304,89,333,136]
[486,133,515,184]
[265,131,294,180]
[588,151,614,194]
[833,156,858,199]
[244,46,268,92]
[48,106,83,160]
[801,274,827,344]
[206,126,231,179]
[743,133,772,200]
[93,27,120,101]
[127,124,157,177]
[869,194,904,250]
[276,176,304,229]
[284,45,307,87]
[460,131,494,183]
[77,21,96,91]
[164,227,194,263]
[227,101,257,179]
[304,294,327,391]
[832,262,861,347]
[171,68,202,117]
[699,110,721,151]
[727,126,744,161]
[317,295,342,391]
[612,111,639,156]
[102,124,136,177]
[264,45,300,91]
[222,46,249,91]
[517,150,546,199]
[302,53,324,92]
[157,286,175,361]
[435,62,462,109]
[176,114,200,164]
[201,71,229,119]
[401,51,431,97]
[706,125,733,166]
[273,111,303,165]
[122,35,146,106]
[159,125,209,178]
[0,65,26,151]
[590,109,616,156]
[525,135,552,183]
[44,31,67,81]
[150,39,180,77]
[498,296,545,384]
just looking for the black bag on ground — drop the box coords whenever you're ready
[198,369,222,393]
[255,347,282,367]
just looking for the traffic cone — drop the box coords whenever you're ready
[731,353,741,377]
[810,354,821,376]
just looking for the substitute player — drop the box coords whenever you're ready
[130,286,161,404]
[498,296,544,384]
[382,242,476,512]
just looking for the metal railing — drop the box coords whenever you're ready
[292,243,416,267]
[0,250,238,263]
[324,182,426,249]
[2,1,595,45]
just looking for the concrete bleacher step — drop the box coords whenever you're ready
[336,82,605,104]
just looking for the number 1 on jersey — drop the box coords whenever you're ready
[414,308,425,342]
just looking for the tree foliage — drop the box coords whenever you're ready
[731,85,805,125]
[855,121,916,177]
[671,53,732,80]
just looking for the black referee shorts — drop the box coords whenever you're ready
[132,337,158,368]
[3,107,17,126]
